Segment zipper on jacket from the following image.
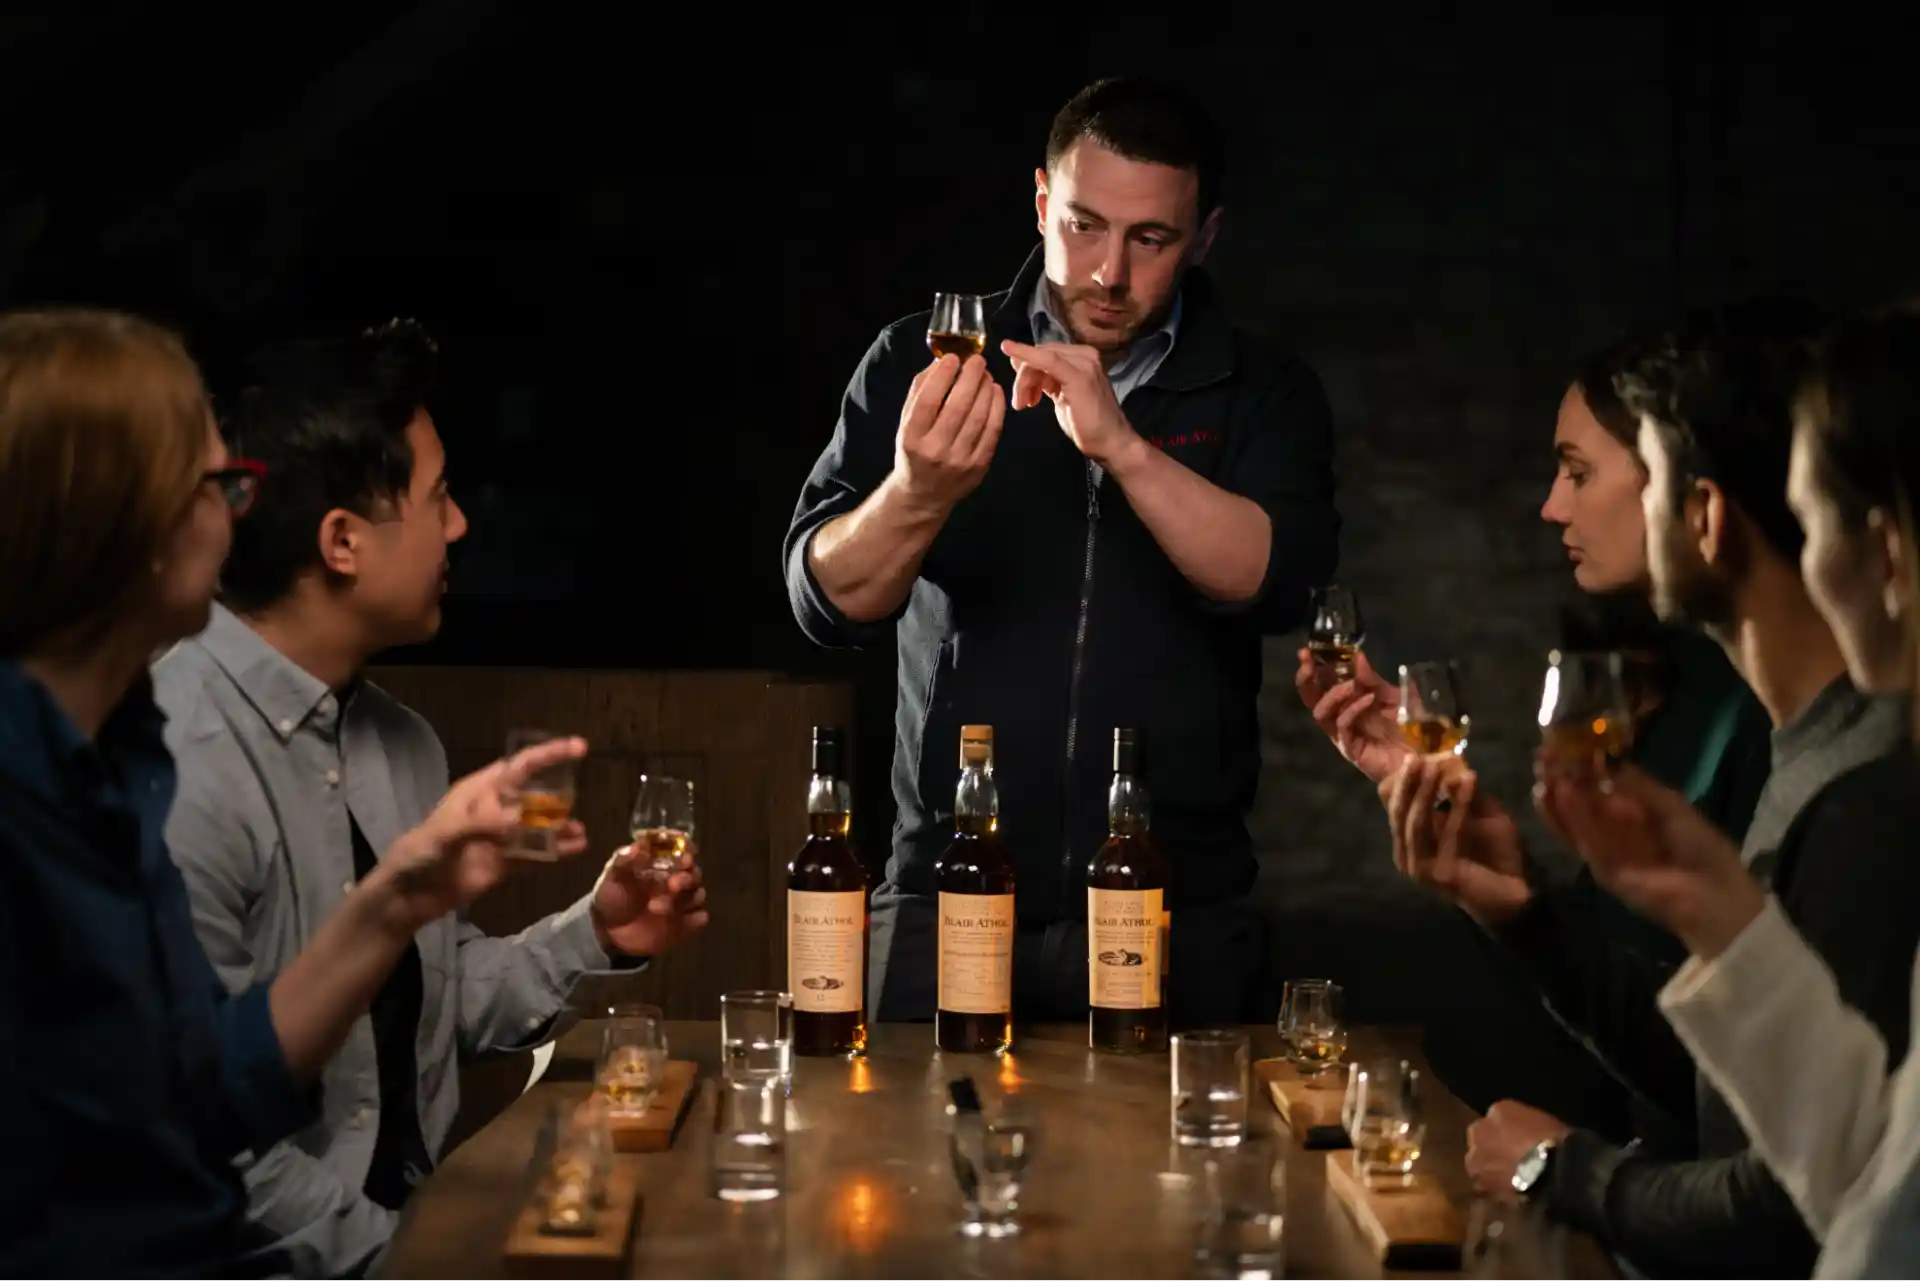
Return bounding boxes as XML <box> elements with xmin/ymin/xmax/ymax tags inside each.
<box><xmin>1062</xmin><ymin>459</ymin><xmax>1101</xmax><ymax>893</ymax></box>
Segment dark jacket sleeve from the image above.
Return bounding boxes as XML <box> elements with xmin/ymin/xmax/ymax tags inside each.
<box><xmin>782</xmin><ymin>326</ymin><xmax>917</xmax><ymax>650</ymax></box>
<box><xmin>1491</xmin><ymin>874</ymin><xmax>1704</xmax><ymax>1125</ymax></box>
<box><xmin>1549</xmin><ymin>1133</ymin><xmax>1818</xmax><ymax>1279</ymax></box>
<box><xmin>1544</xmin><ymin>752</ymin><xmax>1920</xmax><ymax>1278</ymax></box>
<box><xmin>1194</xmin><ymin>347</ymin><xmax>1340</xmax><ymax>634</ymax></box>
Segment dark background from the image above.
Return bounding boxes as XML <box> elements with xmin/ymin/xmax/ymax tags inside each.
<box><xmin>7</xmin><ymin>6</ymin><xmax>1917</xmax><ymax>1034</ymax></box>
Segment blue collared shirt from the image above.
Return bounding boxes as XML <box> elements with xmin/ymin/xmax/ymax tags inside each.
<box><xmin>0</xmin><ymin>661</ymin><xmax>316</xmax><ymax>1278</ymax></box>
<box><xmin>1027</xmin><ymin>277</ymin><xmax>1183</xmax><ymax>407</ymax></box>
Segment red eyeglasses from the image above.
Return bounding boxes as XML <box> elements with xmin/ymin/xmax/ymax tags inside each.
<box><xmin>204</xmin><ymin>459</ymin><xmax>266</xmax><ymax>518</ymax></box>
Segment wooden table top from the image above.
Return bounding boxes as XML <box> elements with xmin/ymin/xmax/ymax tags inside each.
<box><xmin>382</xmin><ymin>1020</ymin><xmax>1614</xmax><ymax>1279</ymax></box>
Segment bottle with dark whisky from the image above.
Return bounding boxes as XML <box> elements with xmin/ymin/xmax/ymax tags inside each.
<box><xmin>1087</xmin><ymin>728</ymin><xmax>1170</xmax><ymax>1053</ymax></box>
<box><xmin>786</xmin><ymin>726</ymin><xmax>869</xmax><ymax>1057</ymax></box>
<box><xmin>935</xmin><ymin>724</ymin><xmax>1015</xmax><ymax>1055</ymax></box>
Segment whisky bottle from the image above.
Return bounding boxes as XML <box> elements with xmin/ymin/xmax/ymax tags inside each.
<box><xmin>935</xmin><ymin>724</ymin><xmax>1015</xmax><ymax>1055</ymax></box>
<box><xmin>787</xmin><ymin>726</ymin><xmax>869</xmax><ymax>1057</ymax></box>
<box><xmin>1087</xmin><ymin>728</ymin><xmax>1170</xmax><ymax>1053</ymax></box>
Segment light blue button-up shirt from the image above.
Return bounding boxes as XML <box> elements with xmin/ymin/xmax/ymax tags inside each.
<box><xmin>1028</xmin><ymin>278</ymin><xmax>1183</xmax><ymax>484</ymax></box>
<box><xmin>151</xmin><ymin>603</ymin><xmax>638</xmax><ymax>1277</ymax></box>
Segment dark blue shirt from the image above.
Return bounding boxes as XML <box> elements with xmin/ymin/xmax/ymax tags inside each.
<box><xmin>0</xmin><ymin>661</ymin><xmax>317</xmax><ymax>1277</ymax></box>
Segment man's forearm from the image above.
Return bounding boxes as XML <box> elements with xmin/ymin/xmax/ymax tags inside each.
<box><xmin>807</xmin><ymin>471</ymin><xmax>950</xmax><ymax>623</ymax></box>
<box><xmin>267</xmin><ymin>863</ymin><xmax>418</xmax><ymax>1082</ymax></box>
<box><xmin>1104</xmin><ymin>435</ymin><xmax>1271</xmax><ymax>601</ymax></box>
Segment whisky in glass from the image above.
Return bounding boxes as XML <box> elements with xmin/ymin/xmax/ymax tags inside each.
<box><xmin>1087</xmin><ymin>727</ymin><xmax>1170</xmax><ymax>1054</ymax></box>
<box><xmin>1307</xmin><ymin>585</ymin><xmax>1366</xmax><ymax>688</ymax></box>
<box><xmin>936</xmin><ymin>724</ymin><xmax>1015</xmax><ymax>1055</ymax></box>
<box><xmin>1350</xmin><ymin>1060</ymin><xmax>1426</xmax><ymax>1189</ymax></box>
<box><xmin>787</xmin><ymin>726</ymin><xmax>869</xmax><ymax>1057</ymax></box>
<box><xmin>928</xmin><ymin>292</ymin><xmax>988</xmax><ymax>361</ymax></box>
<box><xmin>506</xmin><ymin>728</ymin><xmax>577</xmax><ymax>860</ymax></box>
<box><xmin>629</xmin><ymin>774</ymin><xmax>695</xmax><ymax>888</ymax></box>
<box><xmin>1537</xmin><ymin>649</ymin><xmax>1635</xmax><ymax>774</ymax></box>
<box><xmin>1397</xmin><ymin>661</ymin><xmax>1470</xmax><ymax>756</ymax></box>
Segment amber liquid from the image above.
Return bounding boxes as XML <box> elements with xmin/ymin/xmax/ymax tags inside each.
<box><xmin>789</xmin><ymin>808</ymin><xmax>869</xmax><ymax>1058</ymax></box>
<box><xmin>522</xmin><ymin>789</ymin><xmax>575</xmax><ymax>829</ymax></box>
<box><xmin>632</xmin><ymin>826</ymin><xmax>689</xmax><ymax>868</ymax></box>
<box><xmin>1398</xmin><ymin>715</ymin><xmax>1469</xmax><ymax>755</ymax></box>
<box><xmin>927</xmin><ymin>330</ymin><xmax>986</xmax><ymax>360</ymax></box>
<box><xmin>1308</xmin><ymin>638</ymin><xmax>1359</xmax><ymax>686</ymax></box>
<box><xmin>597</xmin><ymin>1046</ymin><xmax>660</xmax><ymax>1114</ymax></box>
<box><xmin>1088</xmin><ymin>826</ymin><xmax>1170</xmax><ymax>1054</ymax></box>
<box><xmin>936</xmin><ymin>812</ymin><xmax>1015</xmax><ymax>1055</ymax></box>
<box><xmin>1541</xmin><ymin>717</ymin><xmax>1632</xmax><ymax>770</ymax></box>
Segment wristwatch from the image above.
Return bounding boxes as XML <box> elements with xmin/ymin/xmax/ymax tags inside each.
<box><xmin>1511</xmin><ymin>1137</ymin><xmax>1559</xmax><ymax>1200</ymax></box>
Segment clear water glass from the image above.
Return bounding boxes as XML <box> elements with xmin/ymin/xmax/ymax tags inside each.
<box><xmin>721</xmin><ymin>990</ymin><xmax>793</xmax><ymax>1088</ymax></box>
<box><xmin>711</xmin><ymin>1077</ymin><xmax>786</xmax><ymax>1202</ymax></box>
<box><xmin>1173</xmin><ymin>1029</ymin><xmax>1250</xmax><ymax>1148</ymax></box>
<box><xmin>1194</xmin><ymin>1135</ymin><xmax>1286</xmax><ymax>1279</ymax></box>
<box><xmin>948</xmin><ymin>1095</ymin><xmax>1036</xmax><ymax>1238</ymax></box>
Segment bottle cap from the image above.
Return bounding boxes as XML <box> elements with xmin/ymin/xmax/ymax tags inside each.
<box><xmin>960</xmin><ymin>724</ymin><xmax>993</xmax><ymax>766</ymax></box>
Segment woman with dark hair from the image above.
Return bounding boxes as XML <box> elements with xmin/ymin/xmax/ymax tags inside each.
<box><xmin>0</xmin><ymin>308</ymin><xmax>591</xmax><ymax>1277</ymax></box>
<box><xmin>1543</xmin><ymin>303</ymin><xmax>1920</xmax><ymax>1276</ymax></box>
<box><xmin>1291</xmin><ymin>338</ymin><xmax>1772</xmax><ymax>1146</ymax></box>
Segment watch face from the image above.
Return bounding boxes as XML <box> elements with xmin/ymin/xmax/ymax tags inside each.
<box><xmin>1511</xmin><ymin>1141</ymin><xmax>1552</xmax><ymax>1196</ymax></box>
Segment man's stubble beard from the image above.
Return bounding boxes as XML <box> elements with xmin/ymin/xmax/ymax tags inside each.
<box><xmin>1651</xmin><ymin>516</ymin><xmax>1742</xmax><ymax>634</ymax></box>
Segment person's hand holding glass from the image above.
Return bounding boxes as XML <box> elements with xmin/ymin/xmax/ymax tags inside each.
<box><xmin>578</xmin><ymin>775</ymin><xmax>710</xmax><ymax>959</ymax></box>
<box><xmin>880</xmin><ymin>291</ymin><xmax>1006</xmax><ymax>526</ymax></box>
<box><xmin>1291</xmin><ymin>588</ymin><xmax>1415</xmax><ymax>785</ymax></box>
<box><xmin>1535</xmin><ymin>748</ymin><xmax>1765</xmax><ymax>960</ymax></box>
<box><xmin>1377</xmin><ymin>750</ymin><xmax>1534</xmax><ymax>927</ymax></box>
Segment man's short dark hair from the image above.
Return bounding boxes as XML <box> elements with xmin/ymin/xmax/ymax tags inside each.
<box><xmin>1573</xmin><ymin>332</ymin><xmax>1654</xmax><ymax>454</ymax></box>
<box><xmin>1615</xmin><ymin>296</ymin><xmax>1826</xmax><ymax>565</ymax></box>
<box><xmin>217</xmin><ymin>319</ymin><xmax>440</xmax><ymax>613</ymax></box>
<box><xmin>1046</xmin><ymin>77</ymin><xmax>1226</xmax><ymax>216</ymax></box>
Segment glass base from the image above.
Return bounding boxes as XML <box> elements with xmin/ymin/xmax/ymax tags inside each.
<box><xmin>715</xmin><ymin>1185</ymin><xmax>782</xmax><ymax>1203</ymax></box>
<box><xmin>507</xmin><ymin>828</ymin><xmax>561</xmax><ymax>861</ymax></box>
<box><xmin>958</xmin><ymin>1215</ymin><xmax>1021</xmax><ymax>1239</ymax></box>
<box><xmin>1176</xmin><ymin>1132</ymin><xmax>1247</xmax><ymax>1149</ymax></box>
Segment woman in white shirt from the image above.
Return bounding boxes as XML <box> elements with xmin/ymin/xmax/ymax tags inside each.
<box><xmin>1539</xmin><ymin>301</ymin><xmax>1920</xmax><ymax>1278</ymax></box>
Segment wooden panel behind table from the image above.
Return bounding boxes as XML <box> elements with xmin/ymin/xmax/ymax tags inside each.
<box><xmin>361</xmin><ymin>666</ymin><xmax>855</xmax><ymax>1142</ymax></box>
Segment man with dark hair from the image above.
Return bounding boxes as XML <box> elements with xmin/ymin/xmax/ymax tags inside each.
<box><xmin>784</xmin><ymin>76</ymin><xmax>1340</xmax><ymax>1025</ymax></box>
<box><xmin>153</xmin><ymin>320</ymin><xmax>711</xmax><ymax>1278</ymax></box>
<box><xmin>1380</xmin><ymin>296</ymin><xmax>1920</xmax><ymax>1277</ymax></box>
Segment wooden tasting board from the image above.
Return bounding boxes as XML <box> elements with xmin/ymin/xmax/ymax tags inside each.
<box><xmin>503</xmin><ymin>1155</ymin><xmax>644</xmax><ymax>1279</ymax></box>
<box><xmin>608</xmin><ymin>1059</ymin><xmax>701</xmax><ymax>1153</ymax></box>
<box><xmin>1325</xmin><ymin>1148</ymin><xmax>1465</xmax><ymax>1271</ymax></box>
<box><xmin>1255</xmin><ymin>1057</ymin><xmax>1351</xmax><ymax>1148</ymax></box>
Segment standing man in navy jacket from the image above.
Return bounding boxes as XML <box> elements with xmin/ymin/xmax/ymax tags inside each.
<box><xmin>783</xmin><ymin>77</ymin><xmax>1340</xmax><ymax>1026</ymax></box>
